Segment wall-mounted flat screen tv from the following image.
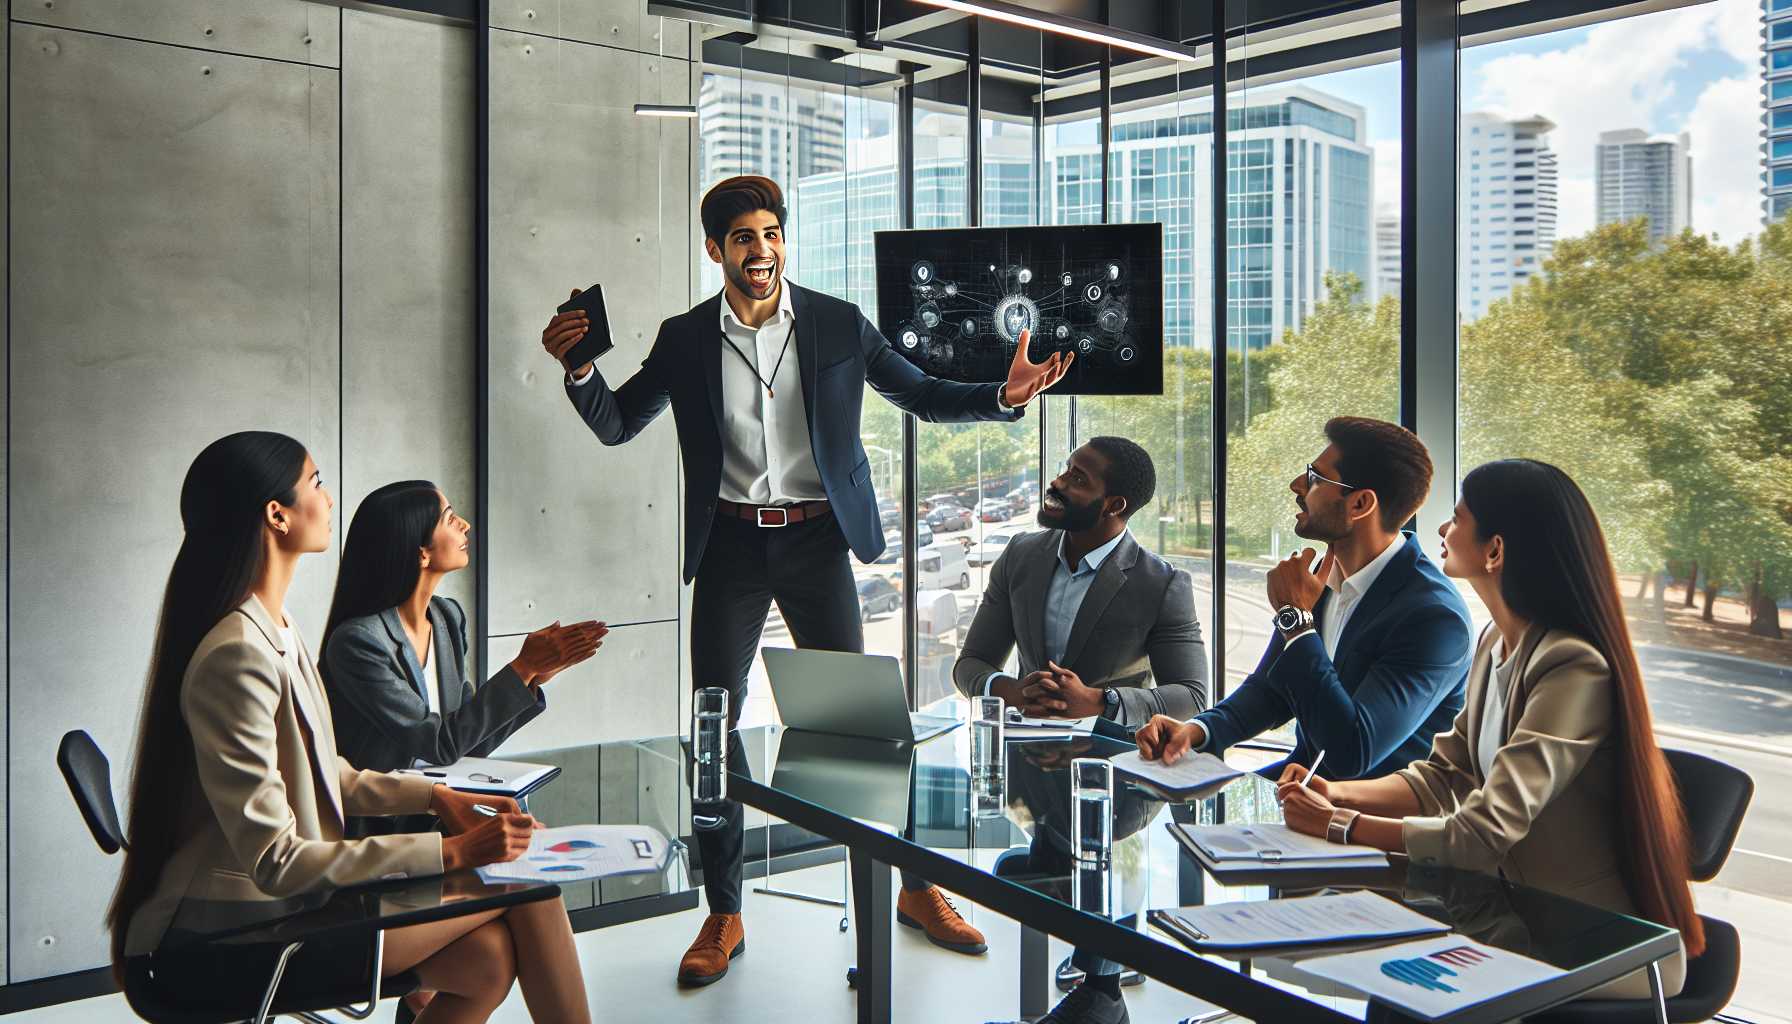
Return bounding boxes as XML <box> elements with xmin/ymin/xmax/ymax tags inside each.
<box><xmin>873</xmin><ymin>223</ymin><xmax>1163</xmax><ymax>396</ymax></box>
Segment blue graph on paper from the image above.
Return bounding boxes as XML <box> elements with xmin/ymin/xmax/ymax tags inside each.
<box><xmin>1381</xmin><ymin>956</ymin><xmax>1461</xmax><ymax>993</ymax></box>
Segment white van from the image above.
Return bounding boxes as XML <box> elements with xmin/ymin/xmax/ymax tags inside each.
<box><xmin>917</xmin><ymin>541</ymin><xmax>971</xmax><ymax>591</ymax></box>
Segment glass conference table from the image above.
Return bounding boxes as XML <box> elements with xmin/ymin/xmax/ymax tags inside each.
<box><xmin>635</xmin><ymin>714</ymin><xmax>1679</xmax><ymax>1024</ymax></box>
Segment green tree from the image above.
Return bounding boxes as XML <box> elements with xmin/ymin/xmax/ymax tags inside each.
<box><xmin>1227</xmin><ymin>274</ymin><xmax>1398</xmax><ymax>554</ymax></box>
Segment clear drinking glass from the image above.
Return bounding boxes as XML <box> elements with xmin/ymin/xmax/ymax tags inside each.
<box><xmin>970</xmin><ymin>694</ymin><xmax>1006</xmax><ymax>791</ymax></box>
<box><xmin>1070</xmin><ymin>757</ymin><xmax>1114</xmax><ymax>864</ymax></box>
<box><xmin>691</xmin><ymin>687</ymin><xmax>729</xmax><ymax>831</ymax></box>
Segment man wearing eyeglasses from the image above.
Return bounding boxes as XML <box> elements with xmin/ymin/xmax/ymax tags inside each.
<box><xmin>1135</xmin><ymin>416</ymin><xmax>1473</xmax><ymax>788</ymax></box>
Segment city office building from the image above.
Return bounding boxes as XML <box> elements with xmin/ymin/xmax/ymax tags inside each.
<box><xmin>1596</xmin><ymin>129</ymin><xmax>1692</xmax><ymax>244</ymax></box>
<box><xmin>1461</xmin><ymin>112</ymin><xmax>1559</xmax><ymax>321</ymax></box>
<box><xmin>1768</xmin><ymin>0</ymin><xmax>1792</xmax><ymax>224</ymax></box>
<box><xmin>1375</xmin><ymin>209</ymin><xmax>1401</xmax><ymax>302</ymax></box>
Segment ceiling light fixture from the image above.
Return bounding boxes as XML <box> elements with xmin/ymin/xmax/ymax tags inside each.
<box><xmin>914</xmin><ymin>0</ymin><xmax>1199</xmax><ymax>63</ymax></box>
<box><xmin>633</xmin><ymin>103</ymin><xmax>699</xmax><ymax>117</ymax></box>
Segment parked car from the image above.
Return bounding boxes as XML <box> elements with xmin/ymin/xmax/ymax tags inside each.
<box><xmin>856</xmin><ymin>575</ymin><xmax>901</xmax><ymax>619</ymax></box>
<box><xmin>878</xmin><ymin>499</ymin><xmax>900</xmax><ymax>531</ymax></box>
<box><xmin>926</xmin><ymin>493</ymin><xmax>969</xmax><ymax>511</ymax></box>
<box><xmin>873</xmin><ymin>523</ymin><xmax>935</xmax><ymax>564</ymax></box>
<box><xmin>969</xmin><ymin>529</ymin><xmax>1022</xmax><ymax>567</ymax></box>
<box><xmin>976</xmin><ymin>498</ymin><xmax>1012</xmax><ymax>523</ymax></box>
<box><xmin>917</xmin><ymin>542</ymin><xmax>972</xmax><ymax>591</ymax></box>
<box><xmin>1005</xmin><ymin>488</ymin><xmax>1034</xmax><ymax>515</ymax></box>
<box><xmin>926</xmin><ymin>505</ymin><xmax>972</xmax><ymax>532</ymax></box>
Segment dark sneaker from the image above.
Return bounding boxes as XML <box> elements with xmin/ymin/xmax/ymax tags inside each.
<box><xmin>988</xmin><ymin>983</ymin><xmax>1131</xmax><ymax>1024</ymax></box>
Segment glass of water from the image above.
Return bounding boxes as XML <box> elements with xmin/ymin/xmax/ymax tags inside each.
<box><xmin>1070</xmin><ymin>757</ymin><xmax>1113</xmax><ymax>864</ymax></box>
<box><xmin>970</xmin><ymin>695</ymin><xmax>1006</xmax><ymax>792</ymax></box>
<box><xmin>691</xmin><ymin>687</ymin><xmax>729</xmax><ymax>831</ymax></box>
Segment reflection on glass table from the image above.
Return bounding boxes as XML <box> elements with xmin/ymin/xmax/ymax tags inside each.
<box><xmin>632</xmin><ymin>707</ymin><xmax>1680</xmax><ymax>1024</ymax></box>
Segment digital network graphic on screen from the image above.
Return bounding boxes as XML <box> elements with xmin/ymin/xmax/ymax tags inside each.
<box><xmin>873</xmin><ymin>223</ymin><xmax>1164</xmax><ymax>396</ymax></box>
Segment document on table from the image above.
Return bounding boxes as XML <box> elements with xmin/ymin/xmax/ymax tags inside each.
<box><xmin>1151</xmin><ymin>890</ymin><xmax>1449</xmax><ymax>951</ymax></box>
<box><xmin>1296</xmin><ymin>936</ymin><xmax>1565</xmax><ymax>1019</ymax></box>
<box><xmin>1108</xmin><ymin>749</ymin><xmax>1244</xmax><ymax>795</ymax></box>
<box><xmin>1171</xmin><ymin>822</ymin><xmax>1389</xmax><ymax>869</ymax></box>
<box><xmin>476</xmin><ymin>825</ymin><xmax>672</xmax><ymax>884</ymax></box>
<box><xmin>396</xmin><ymin>756</ymin><xmax>559</xmax><ymax>798</ymax></box>
<box><xmin>1004</xmin><ymin>711</ymin><xmax>1095</xmax><ymax>736</ymax></box>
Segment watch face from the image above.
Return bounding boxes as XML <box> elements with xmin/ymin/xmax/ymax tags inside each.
<box><xmin>1275</xmin><ymin>607</ymin><xmax>1301</xmax><ymax>631</ymax></box>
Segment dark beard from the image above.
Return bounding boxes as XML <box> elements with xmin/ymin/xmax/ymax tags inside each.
<box><xmin>1293</xmin><ymin>501</ymin><xmax>1349</xmax><ymax>542</ymax></box>
<box><xmin>1038</xmin><ymin>491</ymin><xmax>1103</xmax><ymax>532</ymax></box>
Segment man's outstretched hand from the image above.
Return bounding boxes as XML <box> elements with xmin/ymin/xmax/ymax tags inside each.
<box><xmin>1002</xmin><ymin>329</ymin><xmax>1073</xmax><ymax>408</ymax></box>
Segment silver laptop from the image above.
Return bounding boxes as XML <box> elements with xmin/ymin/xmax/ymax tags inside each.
<box><xmin>761</xmin><ymin>647</ymin><xmax>961</xmax><ymax>744</ymax></box>
<box><xmin>770</xmin><ymin>729</ymin><xmax>914</xmax><ymax>829</ymax></box>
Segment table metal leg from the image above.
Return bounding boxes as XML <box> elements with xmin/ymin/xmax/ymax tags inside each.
<box><xmin>251</xmin><ymin>940</ymin><xmax>306</xmax><ymax>1024</ymax></box>
<box><xmin>1020</xmin><ymin>925</ymin><xmax>1050</xmax><ymax>1019</ymax></box>
<box><xmin>849</xmin><ymin>849</ymin><xmax>892</xmax><ymax>1024</ymax></box>
<box><xmin>1647</xmin><ymin>961</ymin><xmax>1668</xmax><ymax>1024</ymax></box>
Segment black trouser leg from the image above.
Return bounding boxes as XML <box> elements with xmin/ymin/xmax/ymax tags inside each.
<box><xmin>689</xmin><ymin>518</ymin><xmax>774</xmax><ymax>915</ymax></box>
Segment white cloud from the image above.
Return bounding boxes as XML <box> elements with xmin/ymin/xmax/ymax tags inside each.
<box><xmin>1688</xmin><ymin>75</ymin><xmax>1768</xmax><ymax>242</ymax></box>
<box><xmin>1468</xmin><ymin>1</ymin><xmax>1765</xmax><ymax>244</ymax></box>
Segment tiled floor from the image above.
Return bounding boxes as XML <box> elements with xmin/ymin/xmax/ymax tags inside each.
<box><xmin>10</xmin><ymin>863</ymin><xmax>1231</xmax><ymax>1023</ymax></box>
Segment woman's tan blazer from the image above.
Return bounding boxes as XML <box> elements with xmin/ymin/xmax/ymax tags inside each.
<box><xmin>123</xmin><ymin>595</ymin><xmax>444</xmax><ymax>957</ymax></box>
<box><xmin>1396</xmin><ymin>624</ymin><xmax>1686</xmax><ymax>998</ymax></box>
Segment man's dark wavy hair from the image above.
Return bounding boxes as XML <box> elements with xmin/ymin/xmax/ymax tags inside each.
<box><xmin>700</xmin><ymin>175</ymin><xmax>787</xmax><ymax>246</ymax></box>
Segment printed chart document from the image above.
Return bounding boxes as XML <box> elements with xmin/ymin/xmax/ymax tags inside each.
<box><xmin>1297</xmin><ymin>936</ymin><xmax>1565</xmax><ymax>1019</ymax></box>
<box><xmin>1108</xmin><ymin>749</ymin><xmax>1244</xmax><ymax>796</ymax></box>
<box><xmin>1151</xmin><ymin>890</ymin><xmax>1449</xmax><ymax>951</ymax></box>
<box><xmin>397</xmin><ymin>756</ymin><xmax>559</xmax><ymax>798</ymax></box>
<box><xmin>1171</xmin><ymin>821</ymin><xmax>1389</xmax><ymax>869</ymax></box>
<box><xmin>477</xmin><ymin>825</ymin><xmax>672</xmax><ymax>884</ymax></box>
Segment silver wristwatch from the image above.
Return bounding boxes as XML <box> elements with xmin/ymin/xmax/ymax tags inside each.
<box><xmin>1273</xmin><ymin>604</ymin><xmax>1315</xmax><ymax>637</ymax></box>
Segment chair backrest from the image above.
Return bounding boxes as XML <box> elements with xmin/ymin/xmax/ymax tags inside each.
<box><xmin>1664</xmin><ymin>747</ymin><xmax>1752</xmax><ymax>882</ymax></box>
<box><xmin>58</xmin><ymin>730</ymin><xmax>127</xmax><ymax>855</ymax></box>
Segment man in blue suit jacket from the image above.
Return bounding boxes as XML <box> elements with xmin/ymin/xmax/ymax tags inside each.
<box><xmin>1137</xmin><ymin>418</ymin><xmax>1473</xmax><ymax>789</ymax></box>
<box><xmin>541</xmin><ymin>176</ymin><xmax>1071</xmax><ymax>989</ymax></box>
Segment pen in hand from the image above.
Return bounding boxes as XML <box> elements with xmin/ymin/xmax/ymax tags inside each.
<box><xmin>1298</xmin><ymin>749</ymin><xmax>1327</xmax><ymax>789</ymax></box>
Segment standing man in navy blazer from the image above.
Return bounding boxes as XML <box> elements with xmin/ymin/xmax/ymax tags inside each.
<box><xmin>541</xmin><ymin>176</ymin><xmax>1071</xmax><ymax>989</ymax></box>
<box><xmin>1137</xmin><ymin>417</ymin><xmax>1473</xmax><ymax>789</ymax></box>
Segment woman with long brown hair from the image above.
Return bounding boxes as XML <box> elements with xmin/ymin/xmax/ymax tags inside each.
<box><xmin>1277</xmin><ymin>458</ymin><xmax>1702</xmax><ymax>997</ymax></box>
<box><xmin>108</xmin><ymin>432</ymin><xmax>593</xmax><ymax>1023</ymax></box>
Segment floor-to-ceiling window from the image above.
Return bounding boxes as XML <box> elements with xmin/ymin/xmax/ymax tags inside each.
<box><xmin>1461</xmin><ymin>1</ymin><xmax>1788</xmax><ymax>1016</ymax></box>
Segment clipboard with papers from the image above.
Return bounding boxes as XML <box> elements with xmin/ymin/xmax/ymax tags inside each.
<box><xmin>396</xmin><ymin>756</ymin><xmax>561</xmax><ymax>799</ymax></box>
<box><xmin>1148</xmin><ymin>890</ymin><xmax>1450</xmax><ymax>952</ymax></box>
<box><xmin>1170</xmin><ymin>821</ymin><xmax>1390</xmax><ymax>874</ymax></box>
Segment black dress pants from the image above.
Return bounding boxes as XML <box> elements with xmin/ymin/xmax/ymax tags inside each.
<box><xmin>690</xmin><ymin>512</ymin><xmax>926</xmax><ymax>913</ymax></box>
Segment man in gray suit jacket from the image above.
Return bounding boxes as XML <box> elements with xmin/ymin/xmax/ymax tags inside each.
<box><xmin>956</xmin><ymin>436</ymin><xmax>1208</xmax><ymax>1024</ymax></box>
<box><xmin>954</xmin><ymin>438</ymin><xmax>1209</xmax><ymax>729</ymax></box>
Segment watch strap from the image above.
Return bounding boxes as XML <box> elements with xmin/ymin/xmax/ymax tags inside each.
<box><xmin>1327</xmin><ymin>807</ymin><xmax>1362</xmax><ymax>845</ymax></box>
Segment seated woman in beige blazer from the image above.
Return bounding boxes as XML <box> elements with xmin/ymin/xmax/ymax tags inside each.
<box><xmin>105</xmin><ymin>431</ymin><xmax>592</xmax><ymax>1024</ymax></box>
<box><xmin>1276</xmin><ymin>458</ymin><xmax>1703</xmax><ymax>999</ymax></box>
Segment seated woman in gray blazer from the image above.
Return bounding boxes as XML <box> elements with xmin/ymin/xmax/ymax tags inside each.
<box><xmin>321</xmin><ymin>480</ymin><xmax>606</xmax><ymax>776</ymax></box>
<box><xmin>1275</xmin><ymin>459</ymin><xmax>1704</xmax><ymax>998</ymax></box>
<box><xmin>108</xmin><ymin>432</ymin><xmax>591</xmax><ymax>1023</ymax></box>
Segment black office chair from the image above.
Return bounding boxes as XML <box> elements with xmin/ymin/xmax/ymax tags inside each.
<box><xmin>57</xmin><ymin>730</ymin><xmax>419</xmax><ymax>1024</ymax></box>
<box><xmin>1529</xmin><ymin>747</ymin><xmax>1753</xmax><ymax>1023</ymax></box>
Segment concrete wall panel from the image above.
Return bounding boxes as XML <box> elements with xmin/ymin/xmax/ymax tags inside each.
<box><xmin>487</xmin><ymin>620</ymin><xmax>680</xmax><ymax>749</ymax></box>
<box><xmin>341</xmin><ymin>9</ymin><xmax>477</xmax><ymax>619</ymax></box>
<box><xmin>490</xmin><ymin>0</ymin><xmax>691</xmax><ymax>61</ymax></box>
<box><xmin>7</xmin><ymin>24</ymin><xmax>340</xmax><ymax>980</ymax></box>
<box><xmin>11</xmin><ymin>0</ymin><xmax>341</xmax><ymax>67</ymax></box>
<box><xmin>485</xmin><ymin>26</ymin><xmax>690</xmax><ymax>746</ymax></box>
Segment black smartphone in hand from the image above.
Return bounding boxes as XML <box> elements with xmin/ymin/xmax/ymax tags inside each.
<box><xmin>555</xmin><ymin>284</ymin><xmax>615</xmax><ymax>369</ymax></box>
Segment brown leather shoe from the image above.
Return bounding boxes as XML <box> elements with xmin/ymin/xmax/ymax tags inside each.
<box><xmin>677</xmin><ymin>912</ymin><xmax>746</xmax><ymax>987</ymax></box>
<box><xmin>897</xmin><ymin>885</ymin><xmax>987</xmax><ymax>954</ymax></box>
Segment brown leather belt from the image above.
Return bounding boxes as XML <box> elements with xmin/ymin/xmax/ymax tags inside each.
<box><xmin>717</xmin><ymin>498</ymin><xmax>832</xmax><ymax>527</ymax></box>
